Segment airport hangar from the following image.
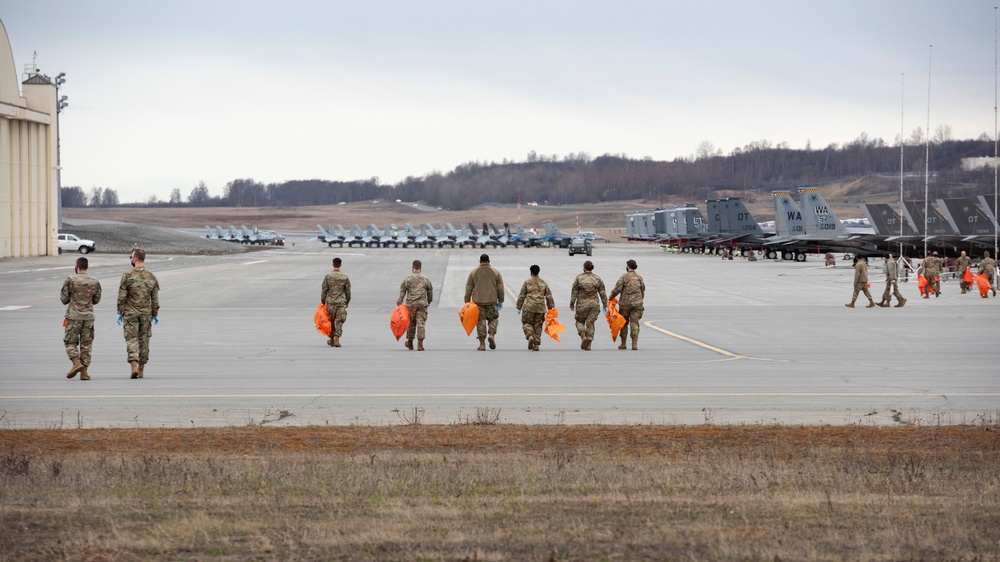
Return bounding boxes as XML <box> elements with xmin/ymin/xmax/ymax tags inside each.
<box><xmin>0</xmin><ymin>19</ymin><xmax>62</xmax><ymax>259</ymax></box>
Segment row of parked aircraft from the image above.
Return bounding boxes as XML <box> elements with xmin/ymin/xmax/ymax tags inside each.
<box><xmin>625</xmin><ymin>188</ymin><xmax>999</xmax><ymax>260</ymax></box>
<box><xmin>314</xmin><ymin>222</ymin><xmax>600</xmax><ymax>249</ymax></box>
<box><xmin>204</xmin><ymin>225</ymin><xmax>285</xmax><ymax>246</ymax></box>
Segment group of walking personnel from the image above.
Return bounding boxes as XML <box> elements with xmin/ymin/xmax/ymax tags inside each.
<box><xmin>320</xmin><ymin>253</ymin><xmax>646</xmax><ymax>352</ymax></box>
<box><xmin>61</xmin><ymin>248</ymin><xmax>160</xmax><ymax>381</ymax></box>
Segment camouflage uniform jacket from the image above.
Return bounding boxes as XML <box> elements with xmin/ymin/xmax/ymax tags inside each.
<box><xmin>570</xmin><ymin>272</ymin><xmax>607</xmax><ymax>309</ymax></box>
<box><xmin>398</xmin><ymin>273</ymin><xmax>433</xmax><ymax>307</ymax></box>
<box><xmin>516</xmin><ymin>276</ymin><xmax>554</xmax><ymax>314</ymax></box>
<box><xmin>117</xmin><ymin>267</ymin><xmax>159</xmax><ymax>317</ymax></box>
<box><xmin>919</xmin><ymin>256</ymin><xmax>942</xmax><ymax>276</ymax></box>
<box><xmin>980</xmin><ymin>257</ymin><xmax>997</xmax><ymax>275</ymax></box>
<box><xmin>61</xmin><ymin>273</ymin><xmax>102</xmax><ymax>321</ymax></box>
<box><xmin>955</xmin><ymin>255</ymin><xmax>972</xmax><ymax>274</ymax></box>
<box><xmin>322</xmin><ymin>271</ymin><xmax>351</xmax><ymax>305</ymax></box>
<box><xmin>882</xmin><ymin>259</ymin><xmax>899</xmax><ymax>282</ymax></box>
<box><xmin>610</xmin><ymin>271</ymin><xmax>645</xmax><ymax>306</ymax></box>
<box><xmin>854</xmin><ymin>260</ymin><xmax>869</xmax><ymax>284</ymax></box>
<box><xmin>465</xmin><ymin>264</ymin><xmax>504</xmax><ymax>305</ymax></box>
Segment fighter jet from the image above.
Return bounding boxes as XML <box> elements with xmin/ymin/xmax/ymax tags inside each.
<box><xmin>489</xmin><ymin>223</ymin><xmax>511</xmax><ymax>247</ymax></box>
<box><xmin>764</xmin><ymin>189</ymin><xmax>880</xmax><ymax>260</ymax></box>
<box><xmin>468</xmin><ymin>223</ymin><xmax>499</xmax><ymax>248</ymax></box>
<box><xmin>512</xmin><ymin>225</ymin><xmax>545</xmax><ymax>247</ymax></box>
<box><xmin>542</xmin><ymin>222</ymin><xmax>582</xmax><ymax>248</ymax></box>
<box><xmin>447</xmin><ymin>223</ymin><xmax>473</xmax><ymax>247</ymax></box>
<box><xmin>704</xmin><ymin>197</ymin><xmax>771</xmax><ymax>256</ymax></box>
<box><xmin>317</xmin><ymin>225</ymin><xmax>346</xmax><ymax>247</ymax></box>
<box><xmin>205</xmin><ymin>226</ymin><xmax>220</xmax><ymax>239</ymax></box>
<box><xmin>938</xmin><ymin>198</ymin><xmax>997</xmax><ymax>247</ymax></box>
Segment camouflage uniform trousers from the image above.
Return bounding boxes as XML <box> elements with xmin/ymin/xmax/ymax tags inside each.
<box><xmin>881</xmin><ymin>280</ymin><xmax>903</xmax><ymax>303</ymax></box>
<box><xmin>619</xmin><ymin>303</ymin><xmax>644</xmax><ymax>339</ymax></box>
<box><xmin>406</xmin><ymin>305</ymin><xmax>428</xmax><ymax>341</ymax></box>
<box><xmin>574</xmin><ymin>302</ymin><xmax>601</xmax><ymax>340</ymax></box>
<box><xmin>123</xmin><ymin>315</ymin><xmax>153</xmax><ymax>364</ymax></box>
<box><xmin>326</xmin><ymin>303</ymin><xmax>348</xmax><ymax>341</ymax></box>
<box><xmin>64</xmin><ymin>319</ymin><xmax>95</xmax><ymax>366</ymax></box>
<box><xmin>475</xmin><ymin>303</ymin><xmax>499</xmax><ymax>340</ymax></box>
<box><xmin>521</xmin><ymin>311</ymin><xmax>545</xmax><ymax>345</ymax></box>
<box><xmin>851</xmin><ymin>281</ymin><xmax>873</xmax><ymax>303</ymax></box>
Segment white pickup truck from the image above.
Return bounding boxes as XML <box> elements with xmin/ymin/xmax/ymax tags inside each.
<box><xmin>57</xmin><ymin>233</ymin><xmax>97</xmax><ymax>254</ymax></box>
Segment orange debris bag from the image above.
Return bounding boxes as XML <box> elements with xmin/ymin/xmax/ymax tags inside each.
<box><xmin>916</xmin><ymin>274</ymin><xmax>928</xmax><ymax>296</ymax></box>
<box><xmin>544</xmin><ymin>308</ymin><xmax>567</xmax><ymax>342</ymax></box>
<box><xmin>459</xmin><ymin>302</ymin><xmax>479</xmax><ymax>336</ymax></box>
<box><xmin>314</xmin><ymin>304</ymin><xmax>331</xmax><ymax>337</ymax></box>
<box><xmin>962</xmin><ymin>268</ymin><xmax>974</xmax><ymax>286</ymax></box>
<box><xmin>605</xmin><ymin>298</ymin><xmax>626</xmax><ymax>341</ymax></box>
<box><xmin>390</xmin><ymin>304</ymin><xmax>410</xmax><ymax>341</ymax></box>
<box><xmin>973</xmin><ymin>273</ymin><xmax>992</xmax><ymax>297</ymax></box>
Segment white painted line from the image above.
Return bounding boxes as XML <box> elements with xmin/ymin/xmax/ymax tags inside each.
<box><xmin>241</xmin><ymin>260</ymin><xmax>268</xmax><ymax>266</ymax></box>
<box><xmin>4</xmin><ymin>392</ymin><xmax>997</xmax><ymax>400</ymax></box>
<box><xmin>0</xmin><ymin>305</ymin><xmax>30</xmax><ymax>311</ymax></box>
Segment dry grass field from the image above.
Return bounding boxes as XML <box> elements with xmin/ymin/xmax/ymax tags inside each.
<box><xmin>2</xmin><ymin>424</ymin><xmax>998</xmax><ymax>561</ymax></box>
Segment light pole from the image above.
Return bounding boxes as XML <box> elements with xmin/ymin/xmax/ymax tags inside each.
<box><xmin>55</xmin><ymin>72</ymin><xmax>67</xmax><ymax>228</ymax></box>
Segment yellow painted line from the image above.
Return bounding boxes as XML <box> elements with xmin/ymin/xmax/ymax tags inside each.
<box><xmin>3</xmin><ymin>392</ymin><xmax>996</xmax><ymax>400</ymax></box>
<box><xmin>644</xmin><ymin>320</ymin><xmax>788</xmax><ymax>362</ymax></box>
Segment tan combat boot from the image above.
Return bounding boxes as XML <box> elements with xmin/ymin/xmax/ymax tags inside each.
<box><xmin>866</xmin><ymin>298</ymin><xmax>876</xmax><ymax>308</ymax></box>
<box><xmin>532</xmin><ymin>339</ymin><xmax>540</xmax><ymax>351</ymax></box>
<box><xmin>895</xmin><ymin>297</ymin><xmax>906</xmax><ymax>308</ymax></box>
<box><xmin>405</xmin><ymin>339</ymin><xmax>413</xmax><ymax>350</ymax></box>
<box><xmin>79</xmin><ymin>366</ymin><xmax>91</xmax><ymax>381</ymax></box>
<box><xmin>584</xmin><ymin>338</ymin><xmax>592</xmax><ymax>351</ymax></box>
<box><xmin>138</xmin><ymin>363</ymin><xmax>144</xmax><ymax>379</ymax></box>
<box><xmin>477</xmin><ymin>338</ymin><xmax>486</xmax><ymax>351</ymax></box>
<box><xmin>130</xmin><ymin>361</ymin><xmax>140</xmax><ymax>379</ymax></box>
<box><xmin>333</xmin><ymin>336</ymin><xmax>341</xmax><ymax>348</ymax></box>
<box><xmin>417</xmin><ymin>339</ymin><xmax>424</xmax><ymax>351</ymax></box>
<box><xmin>488</xmin><ymin>334</ymin><xmax>496</xmax><ymax>350</ymax></box>
<box><xmin>631</xmin><ymin>337</ymin><xmax>638</xmax><ymax>351</ymax></box>
<box><xmin>618</xmin><ymin>333</ymin><xmax>627</xmax><ymax>350</ymax></box>
<box><xmin>67</xmin><ymin>358</ymin><xmax>83</xmax><ymax>379</ymax></box>
<box><xmin>844</xmin><ymin>300</ymin><xmax>856</xmax><ymax>308</ymax></box>
<box><xmin>876</xmin><ymin>299</ymin><xmax>888</xmax><ymax>308</ymax></box>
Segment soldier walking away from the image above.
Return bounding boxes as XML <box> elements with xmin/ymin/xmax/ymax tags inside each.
<box><xmin>917</xmin><ymin>251</ymin><xmax>943</xmax><ymax>298</ymax></box>
<box><xmin>877</xmin><ymin>253</ymin><xmax>906</xmax><ymax>308</ymax></box>
<box><xmin>321</xmin><ymin>257</ymin><xmax>351</xmax><ymax>347</ymax></box>
<box><xmin>398</xmin><ymin>259</ymin><xmax>433</xmax><ymax>351</ymax></box>
<box><xmin>845</xmin><ymin>256</ymin><xmax>876</xmax><ymax>309</ymax></box>
<box><xmin>465</xmin><ymin>254</ymin><xmax>505</xmax><ymax>351</ymax></box>
<box><xmin>610</xmin><ymin>259</ymin><xmax>646</xmax><ymax>349</ymax></box>
<box><xmin>61</xmin><ymin>257</ymin><xmax>102</xmax><ymax>380</ymax></box>
<box><xmin>117</xmin><ymin>249</ymin><xmax>159</xmax><ymax>379</ymax></box>
<box><xmin>570</xmin><ymin>260</ymin><xmax>608</xmax><ymax>351</ymax></box>
<box><xmin>516</xmin><ymin>264</ymin><xmax>555</xmax><ymax>351</ymax></box>
<box><xmin>955</xmin><ymin>250</ymin><xmax>972</xmax><ymax>294</ymax></box>
<box><xmin>979</xmin><ymin>250</ymin><xmax>997</xmax><ymax>298</ymax></box>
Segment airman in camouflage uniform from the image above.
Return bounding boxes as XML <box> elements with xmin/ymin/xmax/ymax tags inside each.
<box><xmin>118</xmin><ymin>248</ymin><xmax>159</xmax><ymax>379</ymax></box>
<box><xmin>845</xmin><ymin>256</ymin><xmax>875</xmax><ymax>308</ymax></box>
<box><xmin>955</xmin><ymin>251</ymin><xmax>972</xmax><ymax>294</ymax></box>
<box><xmin>609</xmin><ymin>259</ymin><xmax>645</xmax><ymax>350</ymax></box>
<box><xmin>321</xmin><ymin>257</ymin><xmax>351</xmax><ymax>347</ymax></box>
<box><xmin>465</xmin><ymin>254</ymin><xmax>505</xmax><ymax>351</ymax></box>
<box><xmin>917</xmin><ymin>252</ymin><xmax>943</xmax><ymax>297</ymax></box>
<box><xmin>569</xmin><ymin>260</ymin><xmax>607</xmax><ymax>351</ymax></box>
<box><xmin>61</xmin><ymin>257</ymin><xmax>102</xmax><ymax>380</ymax></box>
<box><xmin>516</xmin><ymin>264</ymin><xmax>554</xmax><ymax>351</ymax></box>
<box><xmin>979</xmin><ymin>251</ymin><xmax>997</xmax><ymax>298</ymax></box>
<box><xmin>877</xmin><ymin>253</ymin><xmax>906</xmax><ymax>308</ymax></box>
<box><xmin>398</xmin><ymin>259</ymin><xmax>433</xmax><ymax>351</ymax></box>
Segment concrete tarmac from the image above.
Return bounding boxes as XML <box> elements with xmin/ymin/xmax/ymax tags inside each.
<box><xmin>1</xmin><ymin>244</ymin><xmax>997</xmax><ymax>428</ymax></box>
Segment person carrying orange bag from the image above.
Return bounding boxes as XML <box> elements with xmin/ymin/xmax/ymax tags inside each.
<box><xmin>314</xmin><ymin>304</ymin><xmax>331</xmax><ymax>337</ymax></box>
<box><xmin>515</xmin><ymin>264</ymin><xmax>555</xmax><ymax>351</ymax></box>
<box><xmin>609</xmin><ymin>259</ymin><xmax>645</xmax><ymax>349</ymax></box>
<box><xmin>397</xmin><ymin>259</ymin><xmax>433</xmax><ymax>350</ymax></box>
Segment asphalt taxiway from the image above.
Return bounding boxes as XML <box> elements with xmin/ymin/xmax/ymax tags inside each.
<box><xmin>1</xmin><ymin>245</ymin><xmax>997</xmax><ymax>428</ymax></box>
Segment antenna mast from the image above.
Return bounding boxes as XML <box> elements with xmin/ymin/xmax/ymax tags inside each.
<box><xmin>924</xmin><ymin>45</ymin><xmax>932</xmax><ymax>259</ymax></box>
<box><xmin>994</xmin><ymin>7</ymin><xmax>998</xmax><ymax>256</ymax></box>
<box><xmin>900</xmin><ymin>73</ymin><xmax>905</xmax><ymax>257</ymax></box>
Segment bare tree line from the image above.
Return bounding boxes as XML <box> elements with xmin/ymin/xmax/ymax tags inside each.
<box><xmin>61</xmin><ymin>133</ymin><xmax>997</xmax><ymax>209</ymax></box>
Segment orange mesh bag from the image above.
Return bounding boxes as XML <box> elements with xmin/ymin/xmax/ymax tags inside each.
<box><xmin>605</xmin><ymin>298</ymin><xmax>626</xmax><ymax>341</ymax></box>
<box><xmin>544</xmin><ymin>308</ymin><xmax>567</xmax><ymax>342</ymax></box>
<box><xmin>459</xmin><ymin>302</ymin><xmax>479</xmax><ymax>336</ymax></box>
<box><xmin>390</xmin><ymin>304</ymin><xmax>410</xmax><ymax>341</ymax></box>
<box><xmin>314</xmin><ymin>304</ymin><xmax>331</xmax><ymax>337</ymax></box>
<box><xmin>974</xmin><ymin>273</ymin><xmax>991</xmax><ymax>297</ymax></box>
<box><xmin>916</xmin><ymin>274</ymin><xmax>928</xmax><ymax>296</ymax></box>
<box><xmin>963</xmin><ymin>268</ymin><xmax>974</xmax><ymax>286</ymax></box>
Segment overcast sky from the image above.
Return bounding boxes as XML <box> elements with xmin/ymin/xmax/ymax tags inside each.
<box><xmin>2</xmin><ymin>1</ymin><xmax>998</xmax><ymax>203</ymax></box>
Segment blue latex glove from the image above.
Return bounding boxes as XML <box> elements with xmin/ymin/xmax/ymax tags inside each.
<box><xmin>116</xmin><ymin>314</ymin><xmax>123</xmax><ymax>325</ymax></box>
<box><xmin>603</xmin><ymin>308</ymin><xmax>608</xmax><ymax>314</ymax></box>
<box><xmin>516</xmin><ymin>309</ymin><xmax>522</xmax><ymax>315</ymax></box>
<box><xmin>497</xmin><ymin>302</ymin><xmax>503</xmax><ymax>311</ymax></box>
<box><xmin>152</xmin><ymin>316</ymin><xmax>159</xmax><ymax>325</ymax></box>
